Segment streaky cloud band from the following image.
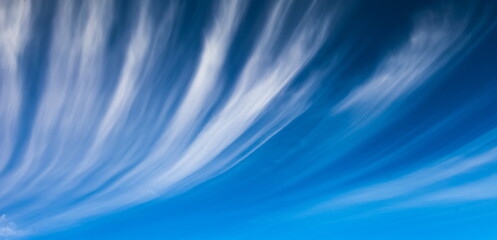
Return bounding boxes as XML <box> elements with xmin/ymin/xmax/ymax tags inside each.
<box><xmin>0</xmin><ymin>0</ymin><xmax>496</xmax><ymax>238</ymax></box>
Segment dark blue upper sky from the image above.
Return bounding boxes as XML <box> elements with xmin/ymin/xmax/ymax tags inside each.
<box><xmin>1</xmin><ymin>0</ymin><xmax>497</xmax><ymax>239</ymax></box>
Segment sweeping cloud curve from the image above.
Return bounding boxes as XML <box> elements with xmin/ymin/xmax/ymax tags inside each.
<box><xmin>0</xmin><ymin>0</ymin><xmax>496</xmax><ymax>238</ymax></box>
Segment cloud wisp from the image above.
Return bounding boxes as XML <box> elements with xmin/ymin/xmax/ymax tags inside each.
<box><xmin>0</xmin><ymin>0</ymin><xmax>337</xmax><ymax>236</ymax></box>
<box><xmin>0</xmin><ymin>0</ymin><xmax>496</xmax><ymax>238</ymax></box>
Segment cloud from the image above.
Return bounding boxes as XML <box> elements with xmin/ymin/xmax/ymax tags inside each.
<box><xmin>305</xmin><ymin>5</ymin><xmax>497</xmax><ymax>213</ymax></box>
<box><xmin>313</xmin><ymin>125</ymin><xmax>497</xmax><ymax>211</ymax></box>
<box><xmin>0</xmin><ymin>0</ymin><xmax>30</xmax><ymax>171</ymax></box>
<box><xmin>0</xmin><ymin>215</ymin><xmax>24</xmax><ymax>237</ymax></box>
<box><xmin>1</xmin><ymin>0</ymin><xmax>495</xmax><ymax>237</ymax></box>
<box><xmin>0</xmin><ymin>0</ymin><xmax>337</xmax><ymax>235</ymax></box>
<box><xmin>334</xmin><ymin>7</ymin><xmax>474</xmax><ymax>122</ymax></box>
<box><xmin>412</xmin><ymin>174</ymin><xmax>497</xmax><ymax>204</ymax></box>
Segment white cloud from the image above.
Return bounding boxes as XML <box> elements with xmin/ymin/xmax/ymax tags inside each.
<box><xmin>0</xmin><ymin>215</ymin><xmax>24</xmax><ymax>237</ymax></box>
<box><xmin>333</xmin><ymin>8</ymin><xmax>473</xmax><ymax>123</ymax></box>
<box><xmin>0</xmin><ymin>0</ymin><xmax>336</xmax><ymax>235</ymax></box>
<box><xmin>314</xmin><ymin>127</ymin><xmax>497</xmax><ymax>211</ymax></box>
<box><xmin>0</xmin><ymin>0</ymin><xmax>30</xmax><ymax>171</ymax></box>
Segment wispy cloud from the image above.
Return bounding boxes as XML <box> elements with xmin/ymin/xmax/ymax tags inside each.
<box><xmin>334</xmin><ymin>7</ymin><xmax>474</xmax><ymax>122</ymax></box>
<box><xmin>1</xmin><ymin>0</ymin><xmax>496</xmax><ymax>238</ymax></box>
<box><xmin>0</xmin><ymin>0</ymin><xmax>30</xmax><ymax>171</ymax></box>
<box><xmin>314</xmin><ymin>128</ymin><xmax>497</xmax><ymax>210</ymax></box>
<box><xmin>0</xmin><ymin>0</ymin><xmax>337</xmax><ymax>235</ymax></box>
<box><xmin>302</xmin><ymin>5</ymin><xmax>497</xmax><ymax>214</ymax></box>
<box><xmin>0</xmin><ymin>215</ymin><xmax>24</xmax><ymax>237</ymax></box>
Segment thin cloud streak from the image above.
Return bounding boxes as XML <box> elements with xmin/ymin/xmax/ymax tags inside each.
<box><xmin>0</xmin><ymin>0</ymin><xmax>30</xmax><ymax>172</ymax></box>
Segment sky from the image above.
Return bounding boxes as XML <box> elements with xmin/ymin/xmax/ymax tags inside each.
<box><xmin>1</xmin><ymin>0</ymin><xmax>497</xmax><ymax>239</ymax></box>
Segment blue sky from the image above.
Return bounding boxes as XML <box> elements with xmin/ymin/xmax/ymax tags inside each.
<box><xmin>1</xmin><ymin>0</ymin><xmax>497</xmax><ymax>239</ymax></box>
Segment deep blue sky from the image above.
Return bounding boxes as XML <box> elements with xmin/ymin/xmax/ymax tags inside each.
<box><xmin>1</xmin><ymin>0</ymin><xmax>497</xmax><ymax>239</ymax></box>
